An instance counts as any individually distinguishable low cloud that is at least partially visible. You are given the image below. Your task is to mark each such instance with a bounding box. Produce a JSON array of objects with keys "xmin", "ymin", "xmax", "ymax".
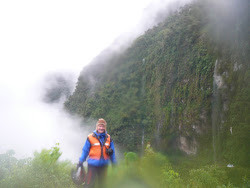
[
  {"xmin": 0, "ymin": 88, "xmax": 93, "ymax": 162},
  {"xmin": 0, "ymin": 0, "xmax": 194, "ymax": 162}
]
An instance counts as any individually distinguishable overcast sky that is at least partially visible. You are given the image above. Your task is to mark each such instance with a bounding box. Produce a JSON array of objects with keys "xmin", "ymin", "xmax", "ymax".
[{"xmin": 0, "ymin": 0, "xmax": 192, "ymax": 161}]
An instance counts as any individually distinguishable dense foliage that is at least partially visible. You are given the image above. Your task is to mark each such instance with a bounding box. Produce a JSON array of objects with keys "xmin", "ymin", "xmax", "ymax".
[
  {"xmin": 0, "ymin": 144, "xmax": 75, "ymax": 188},
  {"xmin": 65, "ymin": 0, "xmax": 249, "ymax": 168},
  {"xmin": 1, "ymin": 0, "xmax": 249, "ymax": 187},
  {"xmin": 1, "ymin": 145, "xmax": 248, "ymax": 187}
]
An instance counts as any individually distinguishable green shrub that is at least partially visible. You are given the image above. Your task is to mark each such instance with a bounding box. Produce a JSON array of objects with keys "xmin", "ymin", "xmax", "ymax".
[
  {"xmin": 106, "ymin": 144, "xmax": 182, "ymax": 188},
  {"xmin": 0, "ymin": 144, "xmax": 76, "ymax": 188},
  {"xmin": 188, "ymin": 165, "xmax": 228, "ymax": 188}
]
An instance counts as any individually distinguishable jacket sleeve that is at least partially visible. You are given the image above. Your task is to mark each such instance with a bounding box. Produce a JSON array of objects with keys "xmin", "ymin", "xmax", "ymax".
[
  {"xmin": 110, "ymin": 140, "xmax": 117, "ymax": 164},
  {"xmin": 79, "ymin": 138, "xmax": 91, "ymax": 163}
]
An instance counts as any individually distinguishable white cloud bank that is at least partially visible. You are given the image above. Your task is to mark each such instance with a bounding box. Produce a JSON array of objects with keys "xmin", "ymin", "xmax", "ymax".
[{"xmin": 0, "ymin": 0, "xmax": 193, "ymax": 161}]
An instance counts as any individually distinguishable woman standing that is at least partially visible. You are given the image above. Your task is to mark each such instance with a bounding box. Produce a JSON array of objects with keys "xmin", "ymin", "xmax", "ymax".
[{"xmin": 78, "ymin": 118, "xmax": 117, "ymax": 188}]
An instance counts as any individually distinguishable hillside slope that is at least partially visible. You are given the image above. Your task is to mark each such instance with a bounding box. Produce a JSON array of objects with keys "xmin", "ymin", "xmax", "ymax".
[{"xmin": 65, "ymin": 0, "xmax": 249, "ymax": 165}]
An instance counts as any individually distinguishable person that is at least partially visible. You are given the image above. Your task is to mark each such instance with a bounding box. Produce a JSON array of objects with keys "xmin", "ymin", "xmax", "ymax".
[{"xmin": 78, "ymin": 118, "xmax": 117, "ymax": 188}]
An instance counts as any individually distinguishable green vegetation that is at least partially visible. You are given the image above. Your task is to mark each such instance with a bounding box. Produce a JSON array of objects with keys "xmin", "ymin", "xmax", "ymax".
[
  {"xmin": 65, "ymin": 0, "xmax": 249, "ymax": 168},
  {"xmin": 1, "ymin": 145, "xmax": 248, "ymax": 187},
  {"xmin": 1, "ymin": 0, "xmax": 249, "ymax": 187},
  {"xmin": 0, "ymin": 144, "xmax": 75, "ymax": 188}
]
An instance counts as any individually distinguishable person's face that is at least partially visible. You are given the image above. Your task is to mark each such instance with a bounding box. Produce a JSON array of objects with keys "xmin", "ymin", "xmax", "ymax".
[{"xmin": 97, "ymin": 124, "xmax": 105, "ymax": 133}]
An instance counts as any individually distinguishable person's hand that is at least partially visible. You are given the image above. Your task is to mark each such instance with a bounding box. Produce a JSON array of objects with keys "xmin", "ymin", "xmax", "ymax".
[{"xmin": 77, "ymin": 161, "xmax": 83, "ymax": 168}]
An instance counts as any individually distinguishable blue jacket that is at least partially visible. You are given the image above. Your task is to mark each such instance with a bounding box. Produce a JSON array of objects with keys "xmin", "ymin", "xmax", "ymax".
[{"xmin": 79, "ymin": 130, "xmax": 117, "ymax": 167}]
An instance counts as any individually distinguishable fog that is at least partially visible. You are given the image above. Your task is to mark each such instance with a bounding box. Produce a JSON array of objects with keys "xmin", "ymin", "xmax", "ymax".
[
  {"xmin": 205, "ymin": 0, "xmax": 249, "ymax": 47},
  {"xmin": 0, "ymin": 0, "xmax": 193, "ymax": 162}
]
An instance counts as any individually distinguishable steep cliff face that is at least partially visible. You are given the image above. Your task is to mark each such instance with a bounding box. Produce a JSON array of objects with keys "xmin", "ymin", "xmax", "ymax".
[{"xmin": 65, "ymin": 0, "xmax": 249, "ymax": 165}]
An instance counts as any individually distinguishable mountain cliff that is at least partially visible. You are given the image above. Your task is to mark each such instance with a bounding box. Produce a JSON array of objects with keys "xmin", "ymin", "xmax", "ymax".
[{"xmin": 65, "ymin": 0, "xmax": 249, "ymax": 166}]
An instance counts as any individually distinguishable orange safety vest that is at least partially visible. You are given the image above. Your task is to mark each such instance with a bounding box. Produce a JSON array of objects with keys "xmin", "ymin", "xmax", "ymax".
[{"xmin": 88, "ymin": 133, "xmax": 111, "ymax": 160}]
